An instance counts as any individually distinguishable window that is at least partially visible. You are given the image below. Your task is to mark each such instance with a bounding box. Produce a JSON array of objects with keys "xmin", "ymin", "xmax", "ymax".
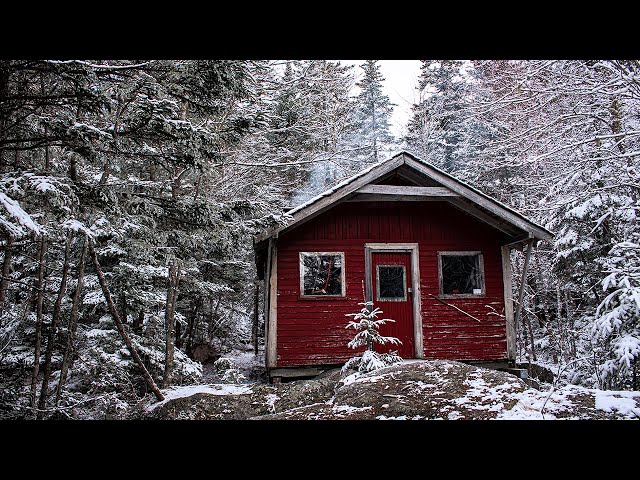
[
  {"xmin": 438, "ymin": 251, "xmax": 484, "ymax": 297},
  {"xmin": 299, "ymin": 252, "xmax": 345, "ymax": 297},
  {"xmin": 376, "ymin": 265, "xmax": 406, "ymax": 301}
]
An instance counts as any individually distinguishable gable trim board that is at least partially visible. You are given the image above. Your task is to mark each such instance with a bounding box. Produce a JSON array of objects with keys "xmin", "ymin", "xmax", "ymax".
[{"xmin": 255, "ymin": 151, "xmax": 553, "ymax": 246}]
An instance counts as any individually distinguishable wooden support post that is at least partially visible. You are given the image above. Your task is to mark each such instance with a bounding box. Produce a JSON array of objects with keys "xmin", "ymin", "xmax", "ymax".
[
  {"xmin": 266, "ymin": 238, "xmax": 278, "ymax": 369},
  {"xmin": 501, "ymin": 245, "xmax": 516, "ymax": 365},
  {"xmin": 252, "ymin": 279, "xmax": 259, "ymax": 356},
  {"xmin": 512, "ymin": 239, "xmax": 533, "ymax": 365},
  {"xmin": 263, "ymin": 241, "xmax": 272, "ymax": 369},
  {"xmin": 514, "ymin": 240, "xmax": 533, "ymax": 331}
]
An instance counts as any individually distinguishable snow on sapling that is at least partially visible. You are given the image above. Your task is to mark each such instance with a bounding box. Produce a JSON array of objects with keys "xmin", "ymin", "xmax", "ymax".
[
  {"xmin": 592, "ymin": 238, "xmax": 640, "ymax": 390},
  {"xmin": 343, "ymin": 301, "xmax": 402, "ymax": 373}
]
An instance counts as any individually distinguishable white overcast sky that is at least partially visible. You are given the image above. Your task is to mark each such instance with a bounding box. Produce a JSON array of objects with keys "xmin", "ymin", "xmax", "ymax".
[{"xmin": 340, "ymin": 60, "xmax": 422, "ymax": 138}]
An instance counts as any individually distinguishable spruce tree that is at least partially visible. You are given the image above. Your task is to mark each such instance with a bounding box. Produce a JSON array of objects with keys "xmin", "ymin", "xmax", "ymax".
[
  {"xmin": 349, "ymin": 60, "xmax": 395, "ymax": 164},
  {"xmin": 342, "ymin": 301, "xmax": 402, "ymax": 373},
  {"xmin": 405, "ymin": 60, "xmax": 471, "ymax": 171}
]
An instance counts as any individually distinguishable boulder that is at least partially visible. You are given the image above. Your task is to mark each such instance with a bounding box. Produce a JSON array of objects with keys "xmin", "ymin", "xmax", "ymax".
[
  {"xmin": 190, "ymin": 344, "xmax": 220, "ymax": 364},
  {"xmin": 259, "ymin": 360, "xmax": 528, "ymax": 420},
  {"xmin": 139, "ymin": 369, "xmax": 340, "ymax": 420},
  {"xmin": 138, "ymin": 360, "xmax": 640, "ymax": 420}
]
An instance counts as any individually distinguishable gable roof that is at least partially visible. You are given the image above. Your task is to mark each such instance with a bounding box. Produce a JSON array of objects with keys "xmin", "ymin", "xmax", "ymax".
[{"xmin": 255, "ymin": 151, "xmax": 553, "ymax": 246}]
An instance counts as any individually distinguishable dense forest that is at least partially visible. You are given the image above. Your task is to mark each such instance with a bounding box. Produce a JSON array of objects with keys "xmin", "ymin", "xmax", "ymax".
[{"xmin": 0, "ymin": 59, "xmax": 638, "ymax": 419}]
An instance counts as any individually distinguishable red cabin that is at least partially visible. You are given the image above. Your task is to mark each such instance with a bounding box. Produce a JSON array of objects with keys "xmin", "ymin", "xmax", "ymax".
[{"xmin": 255, "ymin": 152, "xmax": 552, "ymax": 381}]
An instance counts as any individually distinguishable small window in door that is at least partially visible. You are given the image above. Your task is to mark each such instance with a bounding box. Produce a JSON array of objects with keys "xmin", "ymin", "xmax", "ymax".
[
  {"xmin": 376, "ymin": 265, "xmax": 406, "ymax": 301},
  {"xmin": 438, "ymin": 251, "xmax": 485, "ymax": 297}
]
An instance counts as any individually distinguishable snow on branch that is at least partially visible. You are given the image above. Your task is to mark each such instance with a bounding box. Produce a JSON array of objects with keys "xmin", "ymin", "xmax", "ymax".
[
  {"xmin": 44, "ymin": 60, "xmax": 151, "ymax": 71},
  {"xmin": 0, "ymin": 192, "xmax": 41, "ymax": 237}
]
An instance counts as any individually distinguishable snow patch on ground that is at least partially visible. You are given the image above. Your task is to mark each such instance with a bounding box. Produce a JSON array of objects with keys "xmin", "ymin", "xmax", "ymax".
[
  {"xmin": 341, "ymin": 365, "xmax": 398, "ymax": 387},
  {"xmin": 497, "ymin": 385, "xmax": 640, "ymax": 420},
  {"xmin": 376, "ymin": 415, "xmax": 408, "ymax": 420},
  {"xmin": 146, "ymin": 383, "xmax": 253, "ymax": 412},
  {"xmin": 454, "ymin": 374, "xmax": 515, "ymax": 412},
  {"xmin": 498, "ymin": 385, "xmax": 584, "ymax": 420},
  {"xmin": 332, "ymin": 405, "xmax": 373, "ymax": 418},
  {"xmin": 594, "ymin": 390, "xmax": 640, "ymax": 418}
]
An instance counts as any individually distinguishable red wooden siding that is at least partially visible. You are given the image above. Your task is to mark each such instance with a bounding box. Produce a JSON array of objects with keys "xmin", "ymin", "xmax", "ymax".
[{"xmin": 275, "ymin": 201, "xmax": 509, "ymax": 367}]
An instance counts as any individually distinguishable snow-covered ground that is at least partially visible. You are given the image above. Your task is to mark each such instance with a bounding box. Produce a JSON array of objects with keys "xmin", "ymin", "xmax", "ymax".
[
  {"xmin": 143, "ymin": 359, "xmax": 640, "ymax": 420},
  {"xmin": 145, "ymin": 384, "xmax": 253, "ymax": 412}
]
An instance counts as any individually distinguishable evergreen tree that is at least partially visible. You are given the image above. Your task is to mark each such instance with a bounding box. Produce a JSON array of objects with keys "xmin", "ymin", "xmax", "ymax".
[
  {"xmin": 405, "ymin": 60, "xmax": 472, "ymax": 171},
  {"xmin": 349, "ymin": 60, "xmax": 395, "ymax": 163},
  {"xmin": 0, "ymin": 60, "xmax": 272, "ymax": 417},
  {"xmin": 342, "ymin": 301, "xmax": 402, "ymax": 373}
]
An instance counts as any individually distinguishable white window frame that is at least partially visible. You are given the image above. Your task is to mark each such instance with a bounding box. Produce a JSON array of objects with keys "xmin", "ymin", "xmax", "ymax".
[
  {"xmin": 437, "ymin": 251, "xmax": 485, "ymax": 298},
  {"xmin": 299, "ymin": 251, "xmax": 346, "ymax": 297}
]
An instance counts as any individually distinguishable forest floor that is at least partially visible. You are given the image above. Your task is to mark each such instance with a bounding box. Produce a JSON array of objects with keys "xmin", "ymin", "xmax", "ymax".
[
  {"xmin": 137, "ymin": 359, "xmax": 640, "ymax": 420},
  {"xmin": 200, "ymin": 344, "xmax": 266, "ymax": 384}
]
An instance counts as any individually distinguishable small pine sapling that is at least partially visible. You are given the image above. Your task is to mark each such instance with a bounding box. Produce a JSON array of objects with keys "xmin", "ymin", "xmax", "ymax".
[{"xmin": 343, "ymin": 301, "xmax": 402, "ymax": 373}]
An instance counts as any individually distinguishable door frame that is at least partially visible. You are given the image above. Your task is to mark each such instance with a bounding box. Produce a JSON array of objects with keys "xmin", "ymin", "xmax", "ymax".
[{"xmin": 364, "ymin": 243, "xmax": 423, "ymax": 359}]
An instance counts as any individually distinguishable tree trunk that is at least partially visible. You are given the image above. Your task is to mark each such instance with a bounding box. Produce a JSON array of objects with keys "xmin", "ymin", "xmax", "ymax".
[
  {"xmin": 0, "ymin": 62, "xmax": 9, "ymax": 172},
  {"xmin": 526, "ymin": 309, "xmax": 537, "ymax": 362},
  {"xmin": 171, "ymin": 101, "xmax": 189, "ymax": 201},
  {"xmin": 37, "ymin": 232, "xmax": 71, "ymax": 417},
  {"xmin": 68, "ymin": 154, "xmax": 78, "ymax": 183},
  {"xmin": 40, "ymin": 73, "xmax": 50, "ymax": 172},
  {"xmin": 99, "ymin": 93, "xmax": 124, "ymax": 186},
  {"xmin": 207, "ymin": 296, "xmax": 222, "ymax": 343},
  {"xmin": 88, "ymin": 237, "xmax": 164, "ymax": 401},
  {"xmin": 133, "ymin": 309, "xmax": 144, "ymax": 334},
  {"xmin": 533, "ymin": 250, "xmax": 548, "ymax": 328},
  {"xmin": 564, "ymin": 290, "xmax": 576, "ymax": 359},
  {"xmin": 56, "ymin": 237, "xmax": 87, "ymax": 405},
  {"xmin": 556, "ymin": 284, "xmax": 567, "ymax": 362},
  {"xmin": 185, "ymin": 315, "xmax": 195, "ymax": 355},
  {"xmin": 186, "ymin": 299, "xmax": 204, "ymax": 354},
  {"xmin": 372, "ymin": 102, "xmax": 378, "ymax": 161},
  {"xmin": 30, "ymin": 237, "xmax": 47, "ymax": 410},
  {"xmin": 0, "ymin": 235, "xmax": 14, "ymax": 314},
  {"xmin": 119, "ymin": 290, "xmax": 128, "ymax": 325},
  {"xmin": 175, "ymin": 318, "xmax": 182, "ymax": 349},
  {"xmin": 163, "ymin": 262, "xmax": 180, "ymax": 388},
  {"xmin": 180, "ymin": 300, "xmax": 198, "ymax": 351}
]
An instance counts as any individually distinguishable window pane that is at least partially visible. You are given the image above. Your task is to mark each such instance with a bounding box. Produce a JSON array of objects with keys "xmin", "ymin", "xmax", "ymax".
[
  {"xmin": 302, "ymin": 254, "xmax": 342, "ymax": 295},
  {"xmin": 442, "ymin": 255, "xmax": 481, "ymax": 295},
  {"xmin": 377, "ymin": 265, "xmax": 406, "ymax": 300}
]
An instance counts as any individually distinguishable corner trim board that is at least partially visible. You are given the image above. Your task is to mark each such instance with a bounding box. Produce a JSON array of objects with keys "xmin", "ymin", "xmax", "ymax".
[
  {"xmin": 501, "ymin": 245, "xmax": 516, "ymax": 362},
  {"xmin": 266, "ymin": 240, "xmax": 278, "ymax": 368}
]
